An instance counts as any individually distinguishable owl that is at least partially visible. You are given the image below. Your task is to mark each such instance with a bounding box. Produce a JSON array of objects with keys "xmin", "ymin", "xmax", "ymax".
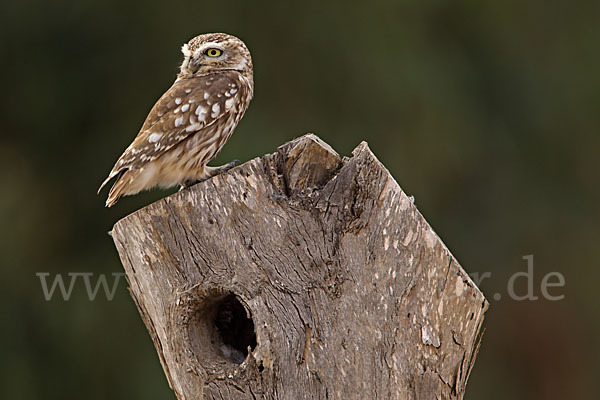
[{"xmin": 98, "ymin": 33, "xmax": 254, "ymax": 207}]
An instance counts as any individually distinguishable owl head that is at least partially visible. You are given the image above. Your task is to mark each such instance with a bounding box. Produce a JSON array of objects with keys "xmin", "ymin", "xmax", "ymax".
[{"xmin": 179, "ymin": 33, "xmax": 253, "ymax": 79}]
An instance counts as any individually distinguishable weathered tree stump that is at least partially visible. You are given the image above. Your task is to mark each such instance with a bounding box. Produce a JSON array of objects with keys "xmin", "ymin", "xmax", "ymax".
[{"xmin": 112, "ymin": 134, "xmax": 488, "ymax": 400}]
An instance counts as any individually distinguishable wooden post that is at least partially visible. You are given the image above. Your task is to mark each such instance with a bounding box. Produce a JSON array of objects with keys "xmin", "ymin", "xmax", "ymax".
[{"xmin": 112, "ymin": 134, "xmax": 488, "ymax": 400}]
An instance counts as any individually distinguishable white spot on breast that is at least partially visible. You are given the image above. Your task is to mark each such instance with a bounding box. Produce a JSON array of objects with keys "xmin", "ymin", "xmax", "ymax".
[
  {"xmin": 211, "ymin": 103, "xmax": 221, "ymax": 118},
  {"xmin": 230, "ymin": 88, "xmax": 238, "ymax": 95},
  {"xmin": 189, "ymin": 115, "xmax": 196, "ymax": 124},
  {"xmin": 186, "ymin": 123, "xmax": 201, "ymax": 132},
  {"xmin": 195, "ymin": 105, "xmax": 208, "ymax": 121},
  {"xmin": 185, "ymin": 88, "xmax": 192, "ymax": 94},
  {"xmin": 188, "ymin": 99, "xmax": 196, "ymax": 103},
  {"xmin": 175, "ymin": 98, "xmax": 182, "ymax": 105},
  {"xmin": 225, "ymin": 97, "xmax": 235, "ymax": 110},
  {"xmin": 181, "ymin": 104, "xmax": 190, "ymax": 112},
  {"xmin": 174, "ymin": 116, "xmax": 183, "ymax": 127},
  {"xmin": 148, "ymin": 133, "xmax": 162, "ymax": 143},
  {"xmin": 224, "ymin": 91, "xmax": 231, "ymax": 97},
  {"xmin": 203, "ymin": 93, "xmax": 209, "ymax": 100},
  {"xmin": 174, "ymin": 107, "xmax": 180, "ymax": 113}
]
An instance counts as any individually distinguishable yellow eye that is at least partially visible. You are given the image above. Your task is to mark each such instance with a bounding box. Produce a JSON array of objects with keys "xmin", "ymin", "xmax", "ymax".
[{"xmin": 205, "ymin": 48, "xmax": 222, "ymax": 57}]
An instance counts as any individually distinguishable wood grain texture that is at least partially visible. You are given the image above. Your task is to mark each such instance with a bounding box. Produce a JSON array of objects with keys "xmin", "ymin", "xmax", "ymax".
[{"xmin": 112, "ymin": 134, "xmax": 488, "ymax": 400}]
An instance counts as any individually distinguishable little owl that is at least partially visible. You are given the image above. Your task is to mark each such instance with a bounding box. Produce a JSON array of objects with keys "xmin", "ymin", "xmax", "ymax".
[{"xmin": 98, "ymin": 33, "xmax": 253, "ymax": 207}]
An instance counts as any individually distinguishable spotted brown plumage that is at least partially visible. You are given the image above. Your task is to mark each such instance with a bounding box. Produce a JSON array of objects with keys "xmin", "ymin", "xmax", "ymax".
[{"xmin": 98, "ymin": 33, "xmax": 253, "ymax": 207}]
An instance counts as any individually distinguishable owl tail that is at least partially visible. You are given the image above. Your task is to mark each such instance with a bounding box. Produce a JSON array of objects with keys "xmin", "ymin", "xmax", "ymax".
[
  {"xmin": 98, "ymin": 170, "xmax": 119, "ymax": 195},
  {"xmin": 98, "ymin": 169, "xmax": 128, "ymax": 207}
]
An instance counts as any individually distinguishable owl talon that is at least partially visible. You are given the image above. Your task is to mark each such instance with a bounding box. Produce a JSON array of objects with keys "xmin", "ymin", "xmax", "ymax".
[
  {"xmin": 179, "ymin": 160, "xmax": 240, "ymax": 191},
  {"xmin": 219, "ymin": 159, "xmax": 239, "ymax": 171},
  {"xmin": 179, "ymin": 178, "xmax": 202, "ymax": 190},
  {"xmin": 205, "ymin": 160, "xmax": 239, "ymax": 177}
]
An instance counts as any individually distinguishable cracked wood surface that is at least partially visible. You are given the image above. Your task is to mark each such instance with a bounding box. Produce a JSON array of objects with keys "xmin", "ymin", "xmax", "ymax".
[{"xmin": 112, "ymin": 134, "xmax": 488, "ymax": 400}]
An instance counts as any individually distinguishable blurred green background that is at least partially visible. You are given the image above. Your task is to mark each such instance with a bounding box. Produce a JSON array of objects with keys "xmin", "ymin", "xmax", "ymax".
[{"xmin": 1, "ymin": 0, "xmax": 598, "ymax": 398}]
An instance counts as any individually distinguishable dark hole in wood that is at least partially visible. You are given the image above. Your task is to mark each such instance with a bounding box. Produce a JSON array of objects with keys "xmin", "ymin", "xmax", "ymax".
[{"xmin": 213, "ymin": 294, "xmax": 257, "ymax": 364}]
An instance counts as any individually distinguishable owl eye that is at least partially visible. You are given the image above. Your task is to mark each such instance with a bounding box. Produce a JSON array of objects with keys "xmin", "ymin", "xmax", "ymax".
[{"xmin": 205, "ymin": 48, "xmax": 223, "ymax": 57}]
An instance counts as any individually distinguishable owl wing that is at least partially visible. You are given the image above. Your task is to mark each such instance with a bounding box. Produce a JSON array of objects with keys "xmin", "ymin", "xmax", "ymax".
[{"xmin": 98, "ymin": 70, "xmax": 246, "ymax": 193}]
